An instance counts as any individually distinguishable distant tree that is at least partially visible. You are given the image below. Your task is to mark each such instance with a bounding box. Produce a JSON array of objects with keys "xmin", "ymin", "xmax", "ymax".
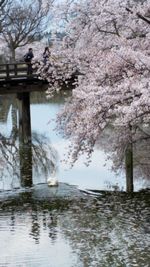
[
  {"xmin": 0, "ymin": 0, "xmax": 11, "ymax": 32},
  {"xmin": 1, "ymin": 0, "xmax": 53, "ymax": 61}
]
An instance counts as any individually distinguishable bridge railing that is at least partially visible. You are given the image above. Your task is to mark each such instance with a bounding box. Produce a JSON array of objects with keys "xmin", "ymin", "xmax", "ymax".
[{"xmin": 0, "ymin": 62, "xmax": 37, "ymax": 80}]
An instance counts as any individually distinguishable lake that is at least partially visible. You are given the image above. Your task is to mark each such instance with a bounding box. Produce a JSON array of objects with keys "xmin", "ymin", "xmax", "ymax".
[{"xmin": 0, "ymin": 90, "xmax": 149, "ymax": 266}]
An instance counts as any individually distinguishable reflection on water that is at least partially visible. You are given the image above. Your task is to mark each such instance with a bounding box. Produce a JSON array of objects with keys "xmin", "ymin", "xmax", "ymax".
[
  {"xmin": 0, "ymin": 91, "xmax": 150, "ymax": 191},
  {"xmin": 0, "ymin": 92, "xmax": 57, "ymax": 190},
  {"xmin": 0, "ymin": 190, "xmax": 149, "ymax": 267},
  {"xmin": 0, "ymin": 90, "xmax": 150, "ymax": 266}
]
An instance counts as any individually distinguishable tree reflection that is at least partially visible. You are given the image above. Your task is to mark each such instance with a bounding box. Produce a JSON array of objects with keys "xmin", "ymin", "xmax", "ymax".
[
  {"xmin": 32, "ymin": 212, "xmax": 57, "ymax": 244},
  {"xmin": 1, "ymin": 193, "xmax": 71, "ymax": 246},
  {"xmin": 59, "ymin": 195, "xmax": 150, "ymax": 267},
  {"xmin": 0, "ymin": 92, "xmax": 58, "ymax": 189},
  {"xmin": 0, "ymin": 123, "xmax": 58, "ymax": 190},
  {"xmin": 48, "ymin": 212, "xmax": 58, "ymax": 243},
  {"xmin": 1, "ymin": 191, "xmax": 149, "ymax": 267},
  {"xmin": 30, "ymin": 210, "xmax": 40, "ymax": 244},
  {"xmin": 10, "ymin": 210, "xmax": 15, "ymax": 232},
  {"xmin": 32, "ymin": 132, "xmax": 57, "ymax": 180}
]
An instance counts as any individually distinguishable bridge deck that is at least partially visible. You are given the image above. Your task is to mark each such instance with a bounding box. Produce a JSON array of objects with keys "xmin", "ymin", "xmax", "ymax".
[
  {"xmin": 0, "ymin": 62, "xmax": 48, "ymax": 93},
  {"xmin": 0, "ymin": 62, "xmax": 37, "ymax": 79}
]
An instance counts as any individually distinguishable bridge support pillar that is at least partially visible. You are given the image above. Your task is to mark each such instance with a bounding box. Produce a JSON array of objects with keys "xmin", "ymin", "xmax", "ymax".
[{"xmin": 17, "ymin": 92, "xmax": 32, "ymax": 187}]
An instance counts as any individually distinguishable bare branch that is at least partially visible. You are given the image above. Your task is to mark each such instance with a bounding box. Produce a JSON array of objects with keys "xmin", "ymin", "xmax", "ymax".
[
  {"xmin": 126, "ymin": 7, "xmax": 150, "ymax": 25},
  {"xmin": 1, "ymin": 0, "xmax": 53, "ymax": 60}
]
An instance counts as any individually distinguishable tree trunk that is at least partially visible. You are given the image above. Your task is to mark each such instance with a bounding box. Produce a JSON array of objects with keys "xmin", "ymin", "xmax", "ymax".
[
  {"xmin": 125, "ymin": 142, "xmax": 134, "ymax": 192},
  {"xmin": 10, "ymin": 48, "xmax": 16, "ymax": 62}
]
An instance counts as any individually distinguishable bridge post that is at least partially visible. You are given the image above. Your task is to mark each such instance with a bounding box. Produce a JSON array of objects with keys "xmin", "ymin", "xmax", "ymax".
[
  {"xmin": 14, "ymin": 64, "xmax": 17, "ymax": 76},
  {"xmin": 6, "ymin": 64, "xmax": 10, "ymax": 79},
  {"xmin": 17, "ymin": 92, "xmax": 32, "ymax": 187}
]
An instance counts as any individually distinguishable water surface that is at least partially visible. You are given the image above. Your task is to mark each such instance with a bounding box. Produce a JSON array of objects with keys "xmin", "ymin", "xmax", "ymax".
[
  {"xmin": 0, "ymin": 91, "xmax": 149, "ymax": 191},
  {"xmin": 0, "ymin": 90, "xmax": 149, "ymax": 267},
  {"xmin": 0, "ymin": 189, "xmax": 149, "ymax": 267}
]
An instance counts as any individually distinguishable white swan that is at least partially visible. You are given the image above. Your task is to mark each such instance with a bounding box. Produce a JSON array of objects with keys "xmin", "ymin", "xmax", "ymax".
[{"xmin": 47, "ymin": 176, "xmax": 58, "ymax": 187}]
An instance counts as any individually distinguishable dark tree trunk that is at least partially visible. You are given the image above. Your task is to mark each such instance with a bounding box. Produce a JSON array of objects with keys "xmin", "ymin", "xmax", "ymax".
[
  {"xmin": 10, "ymin": 48, "xmax": 16, "ymax": 62},
  {"xmin": 125, "ymin": 142, "xmax": 134, "ymax": 192}
]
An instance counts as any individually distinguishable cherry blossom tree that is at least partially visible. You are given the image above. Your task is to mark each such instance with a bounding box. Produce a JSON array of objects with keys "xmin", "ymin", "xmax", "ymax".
[{"xmin": 38, "ymin": 0, "xmax": 150, "ymax": 183}]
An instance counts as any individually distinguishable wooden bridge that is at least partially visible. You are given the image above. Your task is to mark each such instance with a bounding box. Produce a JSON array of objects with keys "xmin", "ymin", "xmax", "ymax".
[{"xmin": 0, "ymin": 62, "xmax": 47, "ymax": 93}]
